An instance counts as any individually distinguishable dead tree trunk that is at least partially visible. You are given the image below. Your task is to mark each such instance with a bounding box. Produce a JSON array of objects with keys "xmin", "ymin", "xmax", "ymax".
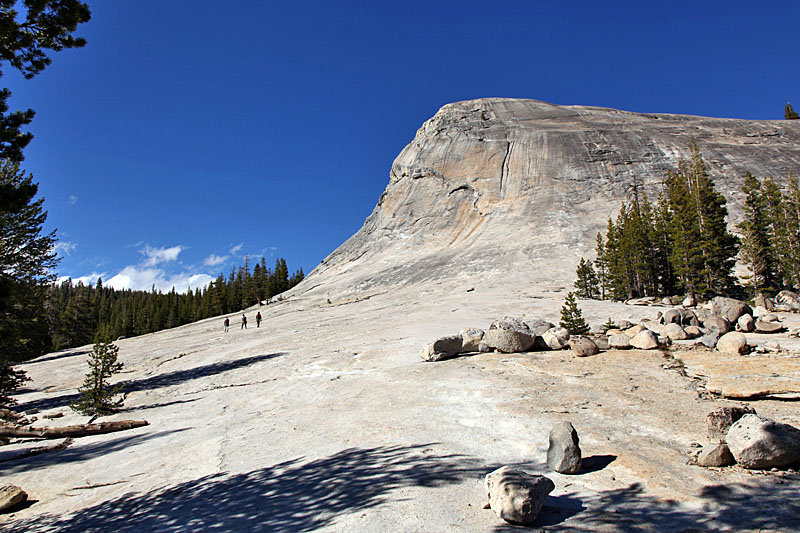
[{"xmin": 0, "ymin": 420, "xmax": 149, "ymax": 439}]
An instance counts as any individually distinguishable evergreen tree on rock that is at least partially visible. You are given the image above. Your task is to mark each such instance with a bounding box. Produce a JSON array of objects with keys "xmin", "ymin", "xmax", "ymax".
[
  {"xmin": 786, "ymin": 102, "xmax": 799, "ymax": 120},
  {"xmin": 560, "ymin": 292, "xmax": 590, "ymax": 335}
]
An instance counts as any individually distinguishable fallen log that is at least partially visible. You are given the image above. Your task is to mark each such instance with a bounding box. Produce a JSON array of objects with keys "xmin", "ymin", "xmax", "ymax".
[{"xmin": 0, "ymin": 420, "xmax": 148, "ymax": 439}]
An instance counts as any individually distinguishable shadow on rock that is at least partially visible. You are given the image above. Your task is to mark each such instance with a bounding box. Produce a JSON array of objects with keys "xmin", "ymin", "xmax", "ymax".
[
  {"xmin": 11, "ymin": 443, "xmax": 485, "ymax": 532},
  {"xmin": 579, "ymin": 454, "xmax": 617, "ymax": 473},
  {"xmin": 15, "ymin": 353, "xmax": 286, "ymax": 412}
]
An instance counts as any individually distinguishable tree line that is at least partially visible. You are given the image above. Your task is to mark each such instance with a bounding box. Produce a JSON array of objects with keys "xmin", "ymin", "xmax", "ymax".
[
  {"xmin": 46, "ymin": 258, "xmax": 305, "ymax": 352},
  {"xmin": 575, "ymin": 143, "xmax": 799, "ymax": 301}
]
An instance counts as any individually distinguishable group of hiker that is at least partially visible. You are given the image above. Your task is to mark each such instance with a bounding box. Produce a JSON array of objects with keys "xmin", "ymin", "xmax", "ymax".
[{"xmin": 223, "ymin": 311, "xmax": 262, "ymax": 332}]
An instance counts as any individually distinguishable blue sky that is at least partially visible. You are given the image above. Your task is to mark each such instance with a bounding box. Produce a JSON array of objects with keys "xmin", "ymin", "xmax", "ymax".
[{"xmin": 5, "ymin": 1, "xmax": 799, "ymax": 292}]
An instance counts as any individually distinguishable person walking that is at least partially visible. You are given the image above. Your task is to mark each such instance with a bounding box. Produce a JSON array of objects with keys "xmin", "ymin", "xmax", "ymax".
[
  {"xmin": 224, "ymin": 317, "xmax": 230, "ymax": 332},
  {"xmin": 241, "ymin": 313, "xmax": 247, "ymax": 329},
  {"xmin": 256, "ymin": 311, "xmax": 262, "ymax": 328}
]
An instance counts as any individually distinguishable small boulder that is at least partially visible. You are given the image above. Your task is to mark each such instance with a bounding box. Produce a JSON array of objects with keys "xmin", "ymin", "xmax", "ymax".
[
  {"xmin": 485, "ymin": 467, "xmax": 555, "ymax": 526},
  {"xmin": 460, "ymin": 328, "xmax": 485, "ymax": 352},
  {"xmin": 696, "ymin": 443, "xmax": 735, "ymax": 467},
  {"xmin": 726, "ymin": 414, "xmax": 800, "ymax": 470},
  {"xmin": 624, "ymin": 324, "xmax": 647, "ymax": 338},
  {"xmin": 755, "ymin": 319, "xmax": 783, "ymax": 333},
  {"xmin": 615, "ymin": 320, "xmax": 634, "ymax": 330},
  {"xmin": 684, "ymin": 325, "xmax": 703, "ymax": 338},
  {"xmin": 663, "ymin": 323, "xmax": 689, "ymax": 341},
  {"xmin": 703, "ymin": 315, "xmax": 731, "ymax": 335},
  {"xmin": 716, "ymin": 332, "xmax": 748, "ymax": 355},
  {"xmin": 593, "ymin": 336, "xmax": 610, "ymax": 351},
  {"xmin": 711, "ymin": 297, "xmax": 753, "ymax": 323},
  {"xmin": 483, "ymin": 317, "xmax": 535, "ymax": 353},
  {"xmin": 695, "ymin": 332, "xmax": 720, "ymax": 349},
  {"xmin": 707, "ymin": 406, "xmax": 757, "ymax": 442},
  {"xmin": 542, "ymin": 327, "xmax": 570, "ymax": 350},
  {"xmin": 0, "ymin": 485, "xmax": 27, "ymax": 513},
  {"xmin": 737, "ymin": 314, "xmax": 755, "ymax": 333},
  {"xmin": 663, "ymin": 309, "xmax": 682, "ymax": 325},
  {"xmin": 761, "ymin": 313, "xmax": 779, "ymax": 323},
  {"xmin": 608, "ymin": 333, "xmax": 631, "ymax": 349},
  {"xmin": 420, "ymin": 335, "xmax": 464, "ymax": 362},
  {"xmin": 630, "ymin": 329, "xmax": 659, "ymax": 350},
  {"xmin": 547, "ymin": 421, "xmax": 582, "ymax": 474},
  {"xmin": 569, "ymin": 336, "xmax": 599, "ymax": 357},
  {"xmin": 754, "ymin": 293, "xmax": 774, "ymax": 311},
  {"xmin": 776, "ymin": 290, "xmax": 800, "ymax": 310},
  {"xmin": 683, "ymin": 293, "xmax": 697, "ymax": 307}
]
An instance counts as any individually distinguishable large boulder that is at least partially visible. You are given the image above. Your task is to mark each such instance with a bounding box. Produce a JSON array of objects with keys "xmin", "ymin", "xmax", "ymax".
[
  {"xmin": 420, "ymin": 335, "xmax": 464, "ymax": 362},
  {"xmin": 755, "ymin": 319, "xmax": 783, "ymax": 333},
  {"xmin": 630, "ymin": 329, "xmax": 659, "ymax": 350},
  {"xmin": 485, "ymin": 467, "xmax": 555, "ymax": 526},
  {"xmin": 737, "ymin": 314, "xmax": 755, "ymax": 333},
  {"xmin": 542, "ymin": 327, "xmax": 570, "ymax": 350},
  {"xmin": 624, "ymin": 324, "xmax": 647, "ymax": 338},
  {"xmin": 726, "ymin": 414, "xmax": 800, "ymax": 470},
  {"xmin": 716, "ymin": 332, "xmax": 748, "ymax": 355},
  {"xmin": 547, "ymin": 421, "xmax": 582, "ymax": 474},
  {"xmin": 483, "ymin": 317, "xmax": 535, "ymax": 353},
  {"xmin": 711, "ymin": 297, "xmax": 753, "ymax": 323},
  {"xmin": 663, "ymin": 323, "xmax": 689, "ymax": 341},
  {"xmin": 569, "ymin": 336, "xmax": 599, "ymax": 357},
  {"xmin": 0, "ymin": 485, "xmax": 27, "ymax": 513},
  {"xmin": 754, "ymin": 293, "xmax": 774, "ymax": 311},
  {"xmin": 460, "ymin": 328, "xmax": 485, "ymax": 352},
  {"xmin": 703, "ymin": 315, "xmax": 731, "ymax": 335},
  {"xmin": 707, "ymin": 406, "xmax": 757, "ymax": 442},
  {"xmin": 526, "ymin": 318, "xmax": 556, "ymax": 336},
  {"xmin": 775, "ymin": 290, "xmax": 800, "ymax": 310},
  {"xmin": 663, "ymin": 308, "xmax": 699, "ymax": 327},
  {"xmin": 608, "ymin": 333, "xmax": 631, "ymax": 349}
]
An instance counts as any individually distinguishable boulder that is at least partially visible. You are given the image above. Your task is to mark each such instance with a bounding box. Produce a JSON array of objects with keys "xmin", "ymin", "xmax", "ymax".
[
  {"xmin": 695, "ymin": 332, "xmax": 720, "ymax": 349},
  {"xmin": 630, "ymin": 329, "xmax": 659, "ymax": 350},
  {"xmin": 683, "ymin": 293, "xmax": 697, "ymax": 307},
  {"xmin": 711, "ymin": 297, "xmax": 753, "ymax": 323},
  {"xmin": 615, "ymin": 320, "xmax": 634, "ymax": 330},
  {"xmin": 707, "ymin": 406, "xmax": 757, "ymax": 442},
  {"xmin": 726, "ymin": 414, "xmax": 800, "ymax": 470},
  {"xmin": 664, "ymin": 308, "xmax": 698, "ymax": 326},
  {"xmin": 761, "ymin": 313, "xmax": 779, "ymax": 323},
  {"xmin": 624, "ymin": 324, "xmax": 647, "ymax": 338},
  {"xmin": 569, "ymin": 336, "xmax": 599, "ymax": 357},
  {"xmin": 420, "ymin": 335, "xmax": 464, "ymax": 362},
  {"xmin": 593, "ymin": 336, "xmax": 610, "ymax": 351},
  {"xmin": 608, "ymin": 333, "xmax": 632, "ymax": 349},
  {"xmin": 737, "ymin": 314, "xmax": 755, "ymax": 333},
  {"xmin": 485, "ymin": 466, "xmax": 555, "ymax": 526},
  {"xmin": 526, "ymin": 318, "xmax": 556, "ymax": 336},
  {"xmin": 542, "ymin": 327, "xmax": 570, "ymax": 350},
  {"xmin": 684, "ymin": 325, "xmax": 703, "ymax": 338},
  {"xmin": 483, "ymin": 317, "xmax": 535, "ymax": 353},
  {"xmin": 460, "ymin": 328, "xmax": 485, "ymax": 352},
  {"xmin": 663, "ymin": 323, "xmax": 689, "ymax": 341},
  {"xmin": 716, "ymin": 332, "xmax": 748, "ymax": 355},
  {"xmin": 776, "ymin": 290, "xmax": 800, "ymax": 310},
  {"xmin": 755, "ymin": 319, "xmax": 783, "ymax": 333},
  {"xmin": 547, "ymin": 421, "xmax": 582, "ymax": 474},
  {"xmin": 696, "ymin": 443, "xmax": 735, "ymax": 467},
  {"xmin": 754, "ymin": 293, "xmax": 774, "ymax": 311},
  {"xmin": 703, "ymin": 315, "xmax": 731, "ymax": 335},
  {"xmin": 0, "ymin": 485, "xmax": 27, "ymax": 513}
]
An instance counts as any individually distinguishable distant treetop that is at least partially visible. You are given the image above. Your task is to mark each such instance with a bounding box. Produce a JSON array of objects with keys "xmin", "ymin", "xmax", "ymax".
[{"xmin": 786, "ymin": 102, "xmax": 799, "ymax": 120}]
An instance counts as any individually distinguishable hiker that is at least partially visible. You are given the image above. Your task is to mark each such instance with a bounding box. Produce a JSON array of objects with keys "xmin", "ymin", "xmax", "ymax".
[
  {"xmin": 241, "ymin": 313, "xmax": 247, "ymax": 329},
  {"xmin": 224, "ymin": 317, "xmax": 229, "ymax": 332},
  {"xmin": 256, "ymin": 311, "xmax": 262, "ymax": 328}
]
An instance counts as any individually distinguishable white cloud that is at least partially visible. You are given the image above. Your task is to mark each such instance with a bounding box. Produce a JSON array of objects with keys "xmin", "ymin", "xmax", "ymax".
[
  {"xmin": 229, "ymin": 243, "xmax": 243, "ymax": 255},
  {"xmin": 57, "ymin": 272, "xmax": 105, "ymax": 286},
  {"xmin": 53, "ymin": 241, "xmax": 77, "ymax": 256},
  {"xmin": 204, "ymin": 253, "xmax": 229, "ymax": 266},
  {"xmin": 67, "ymin": 195, "xmax": 78, "ymax": 206},
  {"xmin": 141, "ymin": 245, "xmax": 183, "ymax": 267},
  {"xmin": 104, "ymin": 266, "xmax": 213, "ymax": 293}
]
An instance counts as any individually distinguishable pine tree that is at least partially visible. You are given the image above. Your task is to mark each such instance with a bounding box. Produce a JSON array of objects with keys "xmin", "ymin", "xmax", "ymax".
[
  {"xmin": 786, "ymin": 102, "xmax": 800, "ymax": 120},
  {"xmin": 559, "ymin": 292, "xmax": 590, "ymax": 335},
  {"xmin": 594, "ymin": 233, "xmax": 608, "ymax": 299},
  {"xmin": 574, "ymin": 258, "xmax": 599, "ymax": 299},
  {"xmin": 738, "ymin": 173, "xmax": 777, "ymax": 296},
  {"xmin": 71, "ymin": 331, "xmax": 124, "ymax": 416}
]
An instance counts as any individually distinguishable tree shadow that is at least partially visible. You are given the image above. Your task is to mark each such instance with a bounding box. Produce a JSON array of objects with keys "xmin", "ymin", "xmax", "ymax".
[
  {"xmin": 10, "ymin": 443, "xmax": 487, "ymax": 532},
  {"xmin": 492, "ymin": 477, "xmax": 800, "ymax": 531},
  {"xmin": 25, "ymin": 349, "xmax": 89, "ymax": 365},
  {"xmin": 14, "ymin": 353, "xmax": 286, "ymax": 412},
  {"xmin": 0, "ymin": 429, "xmax": 189, "ymax": 474}
]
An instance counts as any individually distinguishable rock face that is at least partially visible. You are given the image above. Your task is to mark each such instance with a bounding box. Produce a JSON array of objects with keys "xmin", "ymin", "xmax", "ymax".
[
  {"xmin": 485, "ymin": 466, "xmax": 555, "ymax": 526},
  {"xmin": 726, "ymin": 414, "xmax": 800, "ymax": 470},
  {"xmin": 547, "ymin": 421, "xmax": 582, "ymax": 474},
  {"xmin": 306, "ymin": 98, "xmax": 800, "ymax": 297}
]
